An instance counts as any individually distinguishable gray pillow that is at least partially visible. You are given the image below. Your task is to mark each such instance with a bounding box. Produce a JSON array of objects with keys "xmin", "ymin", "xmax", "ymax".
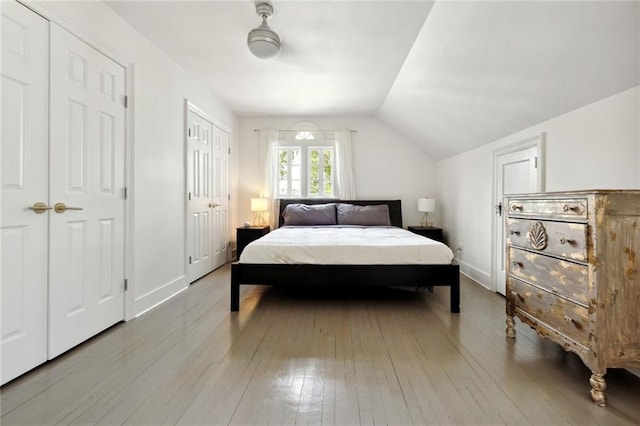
[
  {"xmin": 336, "ymin": 203, "xmax": 391, "ymax": 226},
  {"xmin": 282, "ymin": 203, "xmax": 337, "ymax": 226}
]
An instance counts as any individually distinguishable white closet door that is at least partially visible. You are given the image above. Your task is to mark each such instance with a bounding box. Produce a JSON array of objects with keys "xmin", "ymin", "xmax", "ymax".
[
  {"xmin": 186, "ymin": 109, "xmax": 214, "ymax": 282},
  {"xmin": 212, "ymin": 126, "xmax": 230, "ymax": 269},
  {"xmin": 48, "ymin": 24, "xmax": 125, "ymax": 357},
  {"xmin": 0, "ymin": 1, "xmax": 49, "ymax": 385}
]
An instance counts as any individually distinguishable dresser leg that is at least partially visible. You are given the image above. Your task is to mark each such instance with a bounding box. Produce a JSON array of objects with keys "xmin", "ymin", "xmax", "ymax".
[
  {"xmin": 589, "ymin": 373, "xmax": 607, "ymax": 407},
  {"xmin": 506, "ymin": 316, "xmax": 516, "ymax": 338}
]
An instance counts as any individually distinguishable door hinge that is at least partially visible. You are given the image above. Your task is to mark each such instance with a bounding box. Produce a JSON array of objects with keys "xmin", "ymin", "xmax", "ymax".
[
  {"xmin": 188, "ymin": 128, "xmax": 192, "ymax": 138},
  {"xmin": 534, "ymin": 156, "xmax": 538, "ymax": 169},
  {"xmin": 124, "ymin": 95, "xmax": 128, "ymax": 108},
  {"xmin": 188, "ymin": 256, "xmax": 192, "ymax": 265},
  {"xmin": 228, "ymin": 193, "xmax": 230, "ymax": 201},
  {"xmin": 123, "ymin": 187, "xmax": 127, "ymax": 200},
  {"xmin": 188, "ymin": 192, "xmax": 191, "ymax": 201},
  {"xmin": 124, "ymin": 278, "xmax": 129, "ymax": 291},
  {"xmin": 228, "ymin": 147, "xmax": 231, "ymax": 155}
]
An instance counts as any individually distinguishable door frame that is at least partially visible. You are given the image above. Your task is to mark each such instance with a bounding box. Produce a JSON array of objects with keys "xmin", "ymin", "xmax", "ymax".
[
  {"xmin": 490, "ymin": 133, "xmax": 545, "ymax": 293},
  {"xmin": 22, "ymin": 0, "xmax": 136, "ymax": 321},
  {"xmin": 184, "ymin": 100, "xmax": 232, "ymax": 281}
]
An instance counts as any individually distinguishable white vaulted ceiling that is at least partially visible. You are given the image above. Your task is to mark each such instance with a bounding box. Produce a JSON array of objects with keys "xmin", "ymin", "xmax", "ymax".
[{"xmin": 105, "ymin": 0, "xmax": 640, "ymax": 160}]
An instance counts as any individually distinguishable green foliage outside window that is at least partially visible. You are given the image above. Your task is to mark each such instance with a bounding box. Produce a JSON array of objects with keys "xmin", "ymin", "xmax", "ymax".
[{"xmin": 277, "ymin": 140, "xmax": 334, "ymax": 197}]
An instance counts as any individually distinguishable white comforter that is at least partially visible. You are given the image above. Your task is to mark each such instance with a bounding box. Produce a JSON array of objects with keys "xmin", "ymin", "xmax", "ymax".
[{"xmin": 239, "ymin": 226, "xmax": 454, "ymax": 265}]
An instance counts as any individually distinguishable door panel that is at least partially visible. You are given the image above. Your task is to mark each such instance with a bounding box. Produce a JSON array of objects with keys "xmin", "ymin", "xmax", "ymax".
[
  {"xmin": 494, "ymin": 144, "xmax": 540, "ymax": 295},
  {"xmin": 187, "ymin": 110, "xmax": 213, "ymax": 282},
  {"xmin": 212, "ymin": 127, "xmax": 230, "ymax": 268},
  {"xmin": 48, "ymin": 24, "xmax": 125, "ymax": 358},
  {"xmin": 0, "ymin": 1, "xmax": 49, "ymax": 385}
]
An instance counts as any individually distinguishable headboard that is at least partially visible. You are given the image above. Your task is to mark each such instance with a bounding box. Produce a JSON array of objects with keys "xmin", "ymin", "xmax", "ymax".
[{"xmin": 278, "ymin": 199, "xmax": 403, "ymax": 228}]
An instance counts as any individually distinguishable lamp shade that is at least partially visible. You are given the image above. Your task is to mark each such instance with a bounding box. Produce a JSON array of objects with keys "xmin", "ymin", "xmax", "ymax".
[
  {"xmin": 418, "ymin": 198, "xmax": 435, "ymax": 212},
  {"xmin": 251, "ymin": 197, "xmax": 268, "ymax": 212}
]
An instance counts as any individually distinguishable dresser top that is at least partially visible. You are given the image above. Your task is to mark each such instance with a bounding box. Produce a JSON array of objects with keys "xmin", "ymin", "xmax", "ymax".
[{"xmin": 506, "ymin": 189, "xmax": 640, "ymax": 198}]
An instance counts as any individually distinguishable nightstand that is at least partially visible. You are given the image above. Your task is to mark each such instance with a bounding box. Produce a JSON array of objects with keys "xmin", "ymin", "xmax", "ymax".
[
  {"xmin": 408, "ymin": 226, "xmax": 444, "ymax": 243},
  {"xmin": 236, "ymin": 226, "xmax": 270, "ymax": 259}
]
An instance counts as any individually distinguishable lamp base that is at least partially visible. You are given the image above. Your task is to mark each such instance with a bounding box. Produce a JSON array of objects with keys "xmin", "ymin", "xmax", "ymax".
[
  {"xmin": 420, "ymin": 213, "xmax": 432, "ymax": 227},
  {"xmin": 253, "ymin": 211, "xmax": 266, "ymax": 226}
]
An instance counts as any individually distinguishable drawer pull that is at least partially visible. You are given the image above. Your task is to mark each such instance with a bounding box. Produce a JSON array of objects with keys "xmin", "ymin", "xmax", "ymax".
[
  {"xmin": 563, "ymin": 204, "xmax": 580, "ymax": 213},
  {"xmin": 511, "ymin": 204, "xmax": 523, "ymax": 211},
  {"xmin": 510, "ymin": 291, "xmax": 525, "ymax": 303},
  {"xmin": 509, "ymin": 230, "xmax": 520, "ymax": 236},
  {"xmin": 563, "ymin": 315, "xmax": 583, "ymax": 329},
  {"xmin": 511, "ymin": 261, "xmax": 523, "ymax": 268},
  {"xmin": 559, "ymin": 237, "xmax": 575, "ymax": 245}
]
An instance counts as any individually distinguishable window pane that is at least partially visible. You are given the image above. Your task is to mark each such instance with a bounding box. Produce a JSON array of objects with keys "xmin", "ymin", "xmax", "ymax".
[
  {"xmin": 309, "ymin": 149, "xmax": 319, "ymax": 166},
  {"xmin": 295, "ymin": 131, "xmax": 314, "ymax": 140},
  {"xmin": 310, "ymin": 165, "xmax": 319, "ymax": 183},
  {"xmin": 278, "ymin": 180, "xmax": 288, "ymax": 195},
  {"xmin": 323, "ymin": 150, "xmax": 332, "ymax": 181},
  {"xmin": 324, "ymin": 180, "xmax": 333, "ymax": 195},
  {"xmin": 291, "ymin": 165, "xmax": 301, "ymax": 180},
  {"xmin": 291, "ymin": 180, "xmax": 301, "ymax": 195},
  {"xmin": 291, "ymin": 148, "xmax": 301, "ymax": 165},
  {"xmin": 278, "ymin": 149, "xmax": 288, "ymax": 180},
  {"xmin": 310, "ymin": 168, "xmax": 319, "ymax": 194}
]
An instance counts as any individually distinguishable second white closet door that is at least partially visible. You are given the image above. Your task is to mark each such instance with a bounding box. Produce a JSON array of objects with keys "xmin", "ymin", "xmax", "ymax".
[{"xmin": 48, "ymin": 24, "xmax": 126, "ymax": 358}]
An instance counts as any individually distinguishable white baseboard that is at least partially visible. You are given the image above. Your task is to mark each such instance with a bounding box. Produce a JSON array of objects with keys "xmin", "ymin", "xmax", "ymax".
[
  {"xmin": 134, "ymin": 275, "xmax": 188, "ymax": 317},
  {"xmin": 457, "ymin": 259, "xmax": 491, "ymax": 290},
  {"xmin": 628, "ymin": 368, "xmax": 640, "ymax": 378}
]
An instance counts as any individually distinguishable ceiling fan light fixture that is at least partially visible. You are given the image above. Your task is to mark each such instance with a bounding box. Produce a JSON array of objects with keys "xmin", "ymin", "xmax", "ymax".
[{"xmin": 248, "ymin": 3, "xmax": 281, "ymax": 59}]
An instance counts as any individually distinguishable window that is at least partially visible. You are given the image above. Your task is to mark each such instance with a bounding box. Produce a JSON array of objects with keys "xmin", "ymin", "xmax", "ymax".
[{"xmin": 277, "ymin": 131, "xmax": 335, "ymax": 198}]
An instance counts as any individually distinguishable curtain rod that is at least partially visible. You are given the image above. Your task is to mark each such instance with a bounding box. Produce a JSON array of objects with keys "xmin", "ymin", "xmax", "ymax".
[{"xmin": 253, "ymin": 129, "xmax": 357, "ymax": 133}]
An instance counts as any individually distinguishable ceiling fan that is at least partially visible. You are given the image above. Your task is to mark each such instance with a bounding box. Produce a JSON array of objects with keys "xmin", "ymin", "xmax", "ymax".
[{"xmin": 247, "ymin": 2, "xmax": 281, "ymax": 59}]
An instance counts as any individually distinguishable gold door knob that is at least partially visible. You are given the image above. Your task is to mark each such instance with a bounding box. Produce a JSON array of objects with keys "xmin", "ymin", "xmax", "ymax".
[
  {"xmin": 28, "ymin": 202, "xmax": 52, "ymax": 214},
  {"xmin": 54, "ymin": 202, "xmax": 84, "ymax": 213},
  {"xmin": 209, "ymin": 202, "xmax": 220, "ymax": 208}
]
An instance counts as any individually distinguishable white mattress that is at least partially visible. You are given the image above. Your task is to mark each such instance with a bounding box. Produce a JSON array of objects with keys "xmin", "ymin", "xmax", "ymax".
[{"xmin": 239, "ymin": 226, "xmax": 454, "ymax": 265}]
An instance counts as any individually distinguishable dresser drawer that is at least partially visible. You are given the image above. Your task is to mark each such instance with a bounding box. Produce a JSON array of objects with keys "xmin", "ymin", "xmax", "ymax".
[
  {"xmin": 508, "ymin": 277, "xmax": 590, "ymax": 346},
  {"xmin": 508, "ymin": 198, "xmax": 587, "ymax": 220},
  {"xmin": 506, "ymin": 218, "xmax": 587, "ymax": 262},
  {"xmin": 508, "ymin": 247, "xmax": 589, "ymax": 305}
]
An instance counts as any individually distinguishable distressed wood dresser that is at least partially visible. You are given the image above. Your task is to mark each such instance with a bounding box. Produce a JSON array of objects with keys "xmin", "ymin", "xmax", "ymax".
[{"xmin": 504, "ymin": 190, "xmax": 640, "ymax": 406}]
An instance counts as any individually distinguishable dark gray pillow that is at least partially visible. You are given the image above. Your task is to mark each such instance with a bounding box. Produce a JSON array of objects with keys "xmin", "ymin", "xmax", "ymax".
[
  {"xmin": 336, "ymin": 203, "xmax": 391, "ymax": 226},
  {"xmin": 282, "ymin": 203, "xmax": 337, "ymax": 226}
]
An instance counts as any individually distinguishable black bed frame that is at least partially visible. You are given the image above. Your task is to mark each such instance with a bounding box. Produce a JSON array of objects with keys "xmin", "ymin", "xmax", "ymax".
[{"xmin": 231, "ymin": 199, "xmax": 460, "ymax": 313}]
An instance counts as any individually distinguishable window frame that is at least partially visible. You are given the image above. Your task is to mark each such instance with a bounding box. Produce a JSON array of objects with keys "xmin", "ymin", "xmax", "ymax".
[{"xmin": 277, "ymin": 131, "xmax": 336, "ymax": 198}]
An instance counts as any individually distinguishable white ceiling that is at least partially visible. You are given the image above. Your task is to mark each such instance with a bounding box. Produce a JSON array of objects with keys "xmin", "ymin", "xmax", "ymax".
[{"xmin": 105, "ymin": 1, "xmax": 640, "ymax": 160}]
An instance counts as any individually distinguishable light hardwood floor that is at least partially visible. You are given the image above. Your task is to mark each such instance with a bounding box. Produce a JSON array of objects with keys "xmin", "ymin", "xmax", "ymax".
[{"xmin": 2, "ymin": 264, "xmax": 639, "ymax": 425}]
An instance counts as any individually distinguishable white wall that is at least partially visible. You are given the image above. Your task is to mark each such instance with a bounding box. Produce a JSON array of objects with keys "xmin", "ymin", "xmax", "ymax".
[
  {"xmin": 436, "ymin": 86, "xmax": 640, "ymax": 289},
  {"xmin": 236, "ymin": 116, "xmax": 436, "ymax": 233},
  {"xmin": 32, "ymin": 1, "xmax": 237, "ymax": 317}
]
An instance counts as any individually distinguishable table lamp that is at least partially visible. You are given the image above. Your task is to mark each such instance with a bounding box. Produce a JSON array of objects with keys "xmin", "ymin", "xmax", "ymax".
[
  {"xmin": 418, "ymin": 198, "xmax": 435, "ymax": 227},
  {"xmin": 250, "ymin": 197, "xmax": 268, "ymax": 226}
]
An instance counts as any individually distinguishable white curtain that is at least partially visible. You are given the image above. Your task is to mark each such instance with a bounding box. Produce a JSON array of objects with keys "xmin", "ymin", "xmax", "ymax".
[
  {"xmin": 334, "ymin": 130, "xmax": 356, "ymax": 199},
  {"xmin": 258, "ymin": 130, "xmax": 279, "ymax": 228}
]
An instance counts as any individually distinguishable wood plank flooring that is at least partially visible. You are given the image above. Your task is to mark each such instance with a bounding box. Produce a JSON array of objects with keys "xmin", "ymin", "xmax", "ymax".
[{"xmin": 2, "ymin": 264, "xmax": 639, "ymax": 425}]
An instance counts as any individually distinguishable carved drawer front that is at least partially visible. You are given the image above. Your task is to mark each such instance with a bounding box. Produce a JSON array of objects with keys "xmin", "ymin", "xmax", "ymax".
[
  {"xmin": 508, "ymin": 247, "xmax": 589, "ymax": 305},
  {"xmin": 506, "ymin": 218, "xmax": 587, "ymax": 262},
  {"xmin": 508, "ymin": 198, "xmax": 587, "ymax": 220},
  {"xmin": 509, "ymin": 277, "xmax": 590, "ymax": 346}
]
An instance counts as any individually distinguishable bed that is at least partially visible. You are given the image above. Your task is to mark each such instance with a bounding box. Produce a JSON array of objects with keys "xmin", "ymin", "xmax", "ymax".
[{"xmin": 231, "ymin": 199, "xmax": 460, "ymax": 313}]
